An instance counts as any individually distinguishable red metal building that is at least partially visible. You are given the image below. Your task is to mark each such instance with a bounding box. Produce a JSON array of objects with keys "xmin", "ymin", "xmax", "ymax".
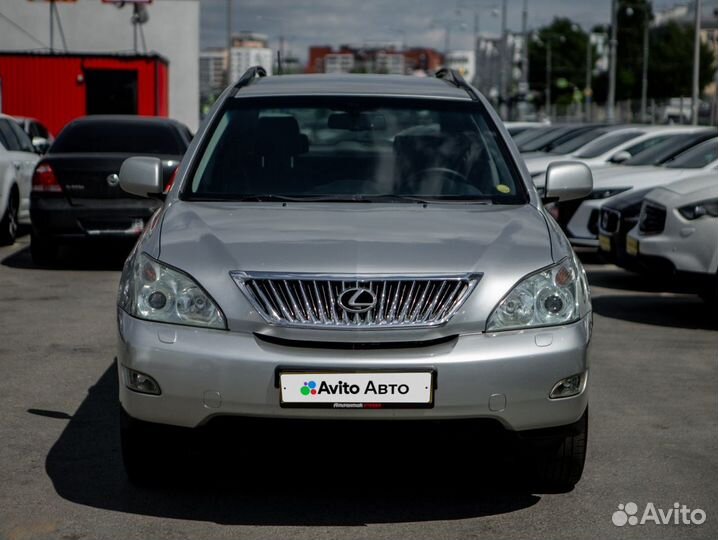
[{"xmin": 0, "ymin": 51, "xmax": 168, "ymax": 137}]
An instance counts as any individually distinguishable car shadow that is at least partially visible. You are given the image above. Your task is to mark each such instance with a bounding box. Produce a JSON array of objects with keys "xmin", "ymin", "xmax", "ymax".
[
  {"xmin": 2, "ymin": 241, "xmax": 132, "ymax": 271},
  {"xmin": 586, "ymin": 267, "xmax": 701, "ymax": 295},
  {"xmin": 45, "ymin": 364, "xmax": 542, "ymax": 526},
  {"xmin": 592, "ymin": 294, "xmax": 717, "ymax": 331}
]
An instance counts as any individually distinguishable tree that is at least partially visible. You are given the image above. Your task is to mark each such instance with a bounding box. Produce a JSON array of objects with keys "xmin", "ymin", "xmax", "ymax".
[
  {"xmin": 528, "ymin": 18, "xmax": 596, "ymax": 106},
  {"xmin": 592, "ymin": 0, "xmax": 715, "ymax": 103},
  {"xmin": 648, "ymin": 21, "xmax": 715, "ymax": 99}
]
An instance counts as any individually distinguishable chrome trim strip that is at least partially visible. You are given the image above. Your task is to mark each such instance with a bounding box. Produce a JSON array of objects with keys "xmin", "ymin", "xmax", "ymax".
[{"xmin": 230, "ymin": 271, "xmax": 482, "ymax": 330}]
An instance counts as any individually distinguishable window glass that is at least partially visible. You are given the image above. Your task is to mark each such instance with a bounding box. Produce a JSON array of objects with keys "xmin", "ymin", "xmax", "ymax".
[
  {"xmin": 8, "ymin": 121, "xmax": 34, "ymax": 153},
  {"xmin": 188, "ymin": 97, "xmax": 526, "ymax": 204},
  {"xmin": 51, "ymin": 121, "xmax": 185, "ymax": 154},
  {"xmin": 573, "ymin": 130, "xmax": 644, "ymax": 158},
  {"xmin": 666, "ymin": 138, "xmax": 718, "ymax": 169},
  {"xmin": 0, "ymin": 120, "xmax": 21, "ymax": 151},
  {"xmin": 623, "ymin": 134, "xmax": 695, "ymax": 166}
]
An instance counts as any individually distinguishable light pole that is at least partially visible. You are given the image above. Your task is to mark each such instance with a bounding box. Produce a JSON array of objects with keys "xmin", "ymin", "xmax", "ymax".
[
  {"xmin": 691, "ymin": 0, "xmax": 702, "ymax": 125},
  {"xmin": 586, "ymin": 33, "xmax": 593, "ymax": 121},
  {"xmin": 498, "ymin": 0, "xmax": 508, "ymax": 117},
  {"xmin": 640, "ymin": 6, "xmax": 650, "ymax": 123},
  {"xmin": 226, "ymin": 0, "xmax": 232, "ymax": 85},
  {"xmin": 607, "ymin": 0, "xmax": 618, "ymax": 122},
  {"xmin": 521, "ymin": 0, "xmax": 529, "ymax": 94},
  {"xmin": 546, "ymin": 40, "xmax": 552, "ymax": 115}
]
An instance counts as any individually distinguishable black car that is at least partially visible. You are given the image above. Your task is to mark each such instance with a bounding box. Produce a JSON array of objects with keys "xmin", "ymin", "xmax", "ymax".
[{"xmin": 30, "ymin": 116, "xmax": 191, "ymax": 264}]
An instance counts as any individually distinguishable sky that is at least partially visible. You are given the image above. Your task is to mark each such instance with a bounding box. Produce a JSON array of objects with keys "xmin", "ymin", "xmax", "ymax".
[{"xmin": 199, "ymin": 0, "xmax": 713, "ymax": 60}]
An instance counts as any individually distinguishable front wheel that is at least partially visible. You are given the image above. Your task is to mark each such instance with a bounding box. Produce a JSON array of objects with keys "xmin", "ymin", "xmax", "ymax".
[
  {"xmin": 522, "ymin": 408, "xmax": 588, "ymax": 492},
  {"xmin": 0, "ymin": 192, "xmax": 19, "ymax": 246},
  {"xmin": 120, "ymin": 409, "xmax": 185, "ymax": 487}
]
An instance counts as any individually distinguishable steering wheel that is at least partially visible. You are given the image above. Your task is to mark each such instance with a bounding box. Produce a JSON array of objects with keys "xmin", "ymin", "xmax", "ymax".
[{"xmin": 406, "ymin": 167, "xmax": 469, "ymax": 185}]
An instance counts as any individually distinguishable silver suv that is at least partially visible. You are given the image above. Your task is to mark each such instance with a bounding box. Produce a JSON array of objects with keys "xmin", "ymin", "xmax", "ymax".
[{"xmin": 117, "ymin": 68, "xmax": 594, "ymax": 489}]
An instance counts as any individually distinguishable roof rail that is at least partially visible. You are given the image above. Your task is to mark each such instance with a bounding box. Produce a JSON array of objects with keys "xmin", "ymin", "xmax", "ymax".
[
  {"xmin": 233, "ymin": 65, "xmax": 267, "ymax": 91},
  {"xmin": 435, "ymin": 68, "xmax": 479, "ymax": 101}
]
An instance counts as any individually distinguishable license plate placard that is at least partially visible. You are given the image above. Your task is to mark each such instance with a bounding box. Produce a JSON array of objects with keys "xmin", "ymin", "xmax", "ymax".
[
  {"xmin": 626, "ymin": 236, "xmax": 639, "ymax": 256},
  {"xmin": 279, "ymin": 372, "xmax": 433, "ymax": 408},
  {"xmin": 598, "ymin": 234, "xmax": 611, "ymax": 252}
]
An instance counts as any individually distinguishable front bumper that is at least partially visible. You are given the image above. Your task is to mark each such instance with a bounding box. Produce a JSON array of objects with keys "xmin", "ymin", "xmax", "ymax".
[
  {"xmin": 117, "ymin": 310, "xmax": 591, "ymax": 431},
  {"xmin": 626, "ymin": 207, "xmax": 718, "ymax": 276}
]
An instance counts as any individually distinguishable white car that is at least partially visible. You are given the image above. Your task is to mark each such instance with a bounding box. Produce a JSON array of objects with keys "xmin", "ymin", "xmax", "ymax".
[
  {"xmin": 0, "ymin": 113, "xmax": 40, "ymax": 244},
  {"xmin": 553, "ymin": 136, "xmax": 718, "ymax": 247},
  {"xmin": 624, "ymin": 172, "xmax": 718, "ymax": 300},
  {"xmin": 527, "ymin": 126, "xmax": 707, "ymax": 180}
]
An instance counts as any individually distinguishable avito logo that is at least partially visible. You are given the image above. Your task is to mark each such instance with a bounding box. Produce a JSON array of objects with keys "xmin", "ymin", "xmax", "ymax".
[
  {"xmin": 300, "ymin": 381, "xmax": 317, "ymax": 396},
  {"xmin": 299, "ymin": 379, "xmax": 410, "ymax": 397}
]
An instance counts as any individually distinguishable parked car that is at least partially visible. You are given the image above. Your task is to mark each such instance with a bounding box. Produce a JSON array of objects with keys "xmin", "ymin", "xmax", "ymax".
[
  {"xmin": 13, "ymin": 116, "xmax": 53, "ymax": 154},
  {"xmin": 598, "ymin": 130, "xmax": 718, "ymax": 263},
  {"xmin": 504, "ymin": 121, "xmax": 549, "ymax": 138},
  {"xmin": 516, "ymin": 124, "xmax": 606, "ymax": 155},
  {"xmin": 552, "ymin": 135, "xmax": 718, "ymax": 247},
  {"xmin": 623, "ymin": 173, "xmax": 717, "ymax": 301},
  {"xmin": 524, "ymin": 126, "xmax": 693, "ymax": 179},
  {"xmin": 116, "ymin": 68, "xmax": 594, "ymax": 489},
  {"xmin": 30, "ymin": 115, "xmax": 191, "ymax": 264},
  {"xmin": 0, "ymin": 113, "xmax": 40, "ymax": 244}
]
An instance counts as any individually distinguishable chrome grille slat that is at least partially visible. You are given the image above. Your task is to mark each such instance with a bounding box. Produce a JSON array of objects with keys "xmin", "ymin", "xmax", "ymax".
[{"xmin": 231, "ymin": 272, "xmax": 481, "ymax": 329}]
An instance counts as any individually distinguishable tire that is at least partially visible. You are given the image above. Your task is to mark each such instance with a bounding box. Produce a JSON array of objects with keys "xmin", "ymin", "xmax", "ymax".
[
  {"xmin": 30, "ymin": 230, "xmax": 59, "ymax": 266},
  {"xmin": 522, "ymin": 408, "xmax": 588, "ymax": 492},
  {"xmin": 0, "ymin": 190, "xmax": 19, "ymax": 246},
  {"xmin": 120, "ymin": 409, "xmax": 185, "ymax": 487}
]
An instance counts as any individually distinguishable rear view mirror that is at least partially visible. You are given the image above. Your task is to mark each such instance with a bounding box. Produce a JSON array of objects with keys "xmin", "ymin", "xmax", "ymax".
[
  {"xmin": 610, "ymin": 150, "xmax": 632, "ymax": 164},
  {"xmin": 328, "ymin": 112, "xmax": 386, "ymax": 131},
  {"xmin": 543, "ymin": 161, "xmax": 593, "ymax": 202},
  {"xmin": 31, "ymin": 136, "xmax": 50, "ymax": 154},
  {"xmin": 119, "ymin": 156, "xmax": 163, "ymax": 198}
]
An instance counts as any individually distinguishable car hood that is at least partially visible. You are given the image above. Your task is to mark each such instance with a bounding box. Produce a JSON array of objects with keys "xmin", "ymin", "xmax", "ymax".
[
  {"xmin": 156, "ymin": 201, "xmax": 555, "ymax": 337},
  {"xmin": 591, "ymin": 166, "xmax": 703, "ymax": 190},
  {"xmin": 658, "ymin": 172, "xmax": 717, "ymax": 196}
]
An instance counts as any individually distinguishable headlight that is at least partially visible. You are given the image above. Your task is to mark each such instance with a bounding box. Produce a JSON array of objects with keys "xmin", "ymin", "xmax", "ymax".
[
  {"xmin": 587, "ymin": 187, "xmax": 630, "ymax": 200},
  {"xmin": 678, "ymin": 199, "xmax": 718, "ymax": 220},
  {"xmin": 118, "ymin": 252, "xmax": 226, "ymax": 329},
  {"xmin": 487, "ymin": 256, "xmax": 590, "ymax": 332}
]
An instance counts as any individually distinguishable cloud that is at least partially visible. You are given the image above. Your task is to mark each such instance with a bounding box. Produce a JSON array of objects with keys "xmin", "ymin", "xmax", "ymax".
[{"xmin": 200, "ymin": 0, "xmax": 624, "ymax": 60}]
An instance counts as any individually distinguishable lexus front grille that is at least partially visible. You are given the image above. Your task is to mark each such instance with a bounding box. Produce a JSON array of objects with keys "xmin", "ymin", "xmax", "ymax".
[{"xmin": 230, "ymin": 272, "xmax": 481, "ymax": 329}]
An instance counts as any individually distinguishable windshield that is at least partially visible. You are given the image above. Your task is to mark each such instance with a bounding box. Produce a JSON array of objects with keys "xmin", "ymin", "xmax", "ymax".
[
  {"xmin": 573, "ymin": 130, "xmax": 644, "ymax": 158},
  {"xmin": 51, "ymin": 121, "xmax": 186, "ymax": 154},
  {"xmin": 624, "ymin": 134, "xmax": 701, "ymax": 166},
  {"xmin": 549, "ymin": 128, "xmax": 611, "ymax": 155},
  {"xmin": 187, "ymin": 97, "xmax": 526, "ymax": 204},
  {"xmin": 665, "ymin": 138, "xmax": 718, "ymax": 169}
]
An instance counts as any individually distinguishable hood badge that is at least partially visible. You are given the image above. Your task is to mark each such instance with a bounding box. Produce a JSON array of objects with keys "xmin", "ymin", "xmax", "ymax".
[{"xmin": 337, "ymin": 287, "xmax": 376, "ymax": 314}]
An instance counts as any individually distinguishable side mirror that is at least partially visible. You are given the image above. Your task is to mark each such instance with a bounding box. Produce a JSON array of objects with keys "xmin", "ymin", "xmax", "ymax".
[
  {"xmin": 610, "ymin": 150, "xmax": 632, "ymax": 164},
  {"xmin": 119, "ymin": 156, "xmax": 163, "ymax": 198},
  {"xmin": 543, "ymin": 161, "xmax": 593, "ymax": 203},
  {"xmin": 31, "ymin": 136, "xmax": 50, "ymax": 154}
]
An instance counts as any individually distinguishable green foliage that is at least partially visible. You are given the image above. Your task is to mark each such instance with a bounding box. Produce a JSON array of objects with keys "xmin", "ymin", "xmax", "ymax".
[
  {"xmin": 528, "ymin": 18, "xmax": 596, "ymax": 106},
  {"xmin": 647, "ymin": 21, "xmax": 715, "ymax": 99}
]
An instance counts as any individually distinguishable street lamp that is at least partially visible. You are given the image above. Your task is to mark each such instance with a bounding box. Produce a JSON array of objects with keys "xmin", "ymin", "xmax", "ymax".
[
  {"xmin": 608, "ymin": 0, "xmax": 618, "ymax": 122},
  {"xmin": 535, "ymin": 33, "xmax": 565, "ymax": 121}
]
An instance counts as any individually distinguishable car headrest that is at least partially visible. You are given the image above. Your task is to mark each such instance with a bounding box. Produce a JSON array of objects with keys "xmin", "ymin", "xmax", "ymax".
[{"xmin": 255, "ymin": 115, "xmax": 307, "ymax": 156}]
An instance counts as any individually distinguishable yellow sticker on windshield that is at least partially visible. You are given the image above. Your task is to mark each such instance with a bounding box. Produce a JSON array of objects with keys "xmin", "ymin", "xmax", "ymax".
[{"xmin": 496, "ymin": 184, "xmax": 511, "ymax": 194}]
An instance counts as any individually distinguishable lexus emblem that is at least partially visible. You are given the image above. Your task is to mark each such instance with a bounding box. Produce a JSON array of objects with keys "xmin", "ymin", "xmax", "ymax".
[
  {"xmin": 337, "ymin": 287, "xmax": 376, "ymax": 314},
  {"xmin": 106, "ymin": 173, "xmax": 120, "ymax": 187}
]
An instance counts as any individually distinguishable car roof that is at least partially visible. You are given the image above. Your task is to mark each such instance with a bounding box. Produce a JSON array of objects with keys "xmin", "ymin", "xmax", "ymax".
[
  {"xmin": 66, "ymin": 115, "xmax": 188, "ymax": 129},
  {"xmin": 235, "ymin": 74, "xmax": 473, "ymax": 101}
]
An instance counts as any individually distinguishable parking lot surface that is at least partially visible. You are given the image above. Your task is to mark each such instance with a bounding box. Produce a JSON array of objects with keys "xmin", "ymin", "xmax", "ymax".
[{"xmin": 0, "ymin": 233, "xmax": 716, "ymax": 540}]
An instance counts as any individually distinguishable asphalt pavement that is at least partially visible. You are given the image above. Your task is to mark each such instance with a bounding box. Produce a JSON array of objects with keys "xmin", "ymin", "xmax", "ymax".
[{"xmin": 0, "ymin": 231, "xmax": 716, "ymax": 540}]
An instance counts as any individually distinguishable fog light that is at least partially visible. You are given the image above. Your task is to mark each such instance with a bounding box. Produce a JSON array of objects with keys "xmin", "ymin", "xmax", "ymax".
[
  {"xmin": 549, "ymin": 372, "xmax": 586, "ymax": 399},
  {"xmin": 124, "ymin": 367, "xmax": 161, "ymax": 395}
]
